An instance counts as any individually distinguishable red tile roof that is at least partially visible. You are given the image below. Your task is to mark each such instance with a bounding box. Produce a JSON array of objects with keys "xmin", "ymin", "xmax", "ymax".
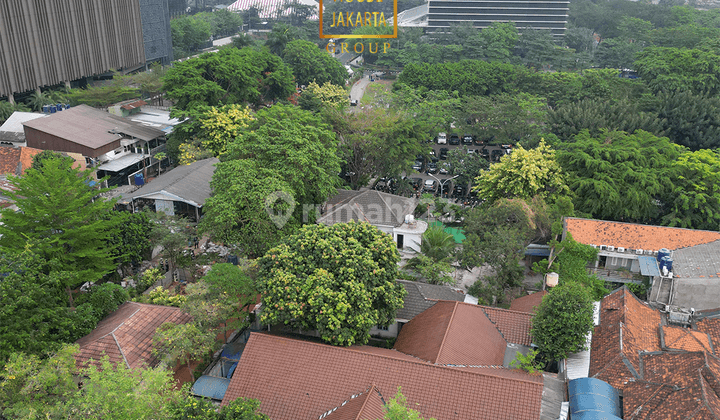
[
  {"xmin": 392, "ymin": 301, "xmax": 534, "ymax": 366},
  {"xmin": 322, "ymin": 385, "xmax": 386, "ymax": 420},
  {"xmin": 0, "ymin": 146, "xmax": 44, "ymax": 176},
  {"xmin": 75, "ymin": 301, "xmax": 192, "ymax": 369},
  {"xmin": 624, "ymin": 352, "xmax": 720, "ymax": 419},
  {"xmin": 509, "ymin": 291, "xmax": 547, "ymax": 314},
  {"xmin": 482, "ymin": 306, "xmax": 534, "ymax": 347},
  {"xmin": 564, "ymin": 217, "xmax": 720, "ymax": 251},
  {"xmin": 221, "ymin": 333, "xmax": 544, "ymax": 420},
  {"xmin": 589, "ymin": 287, "xmax": 662, "ymax": 389},
  {"xmin": 661, "ymin": 325, "xmax": 714, "ymax": 353},
  {"xmin": 697, "ymin": 318, "xmax": 720, "ymax": 353}
]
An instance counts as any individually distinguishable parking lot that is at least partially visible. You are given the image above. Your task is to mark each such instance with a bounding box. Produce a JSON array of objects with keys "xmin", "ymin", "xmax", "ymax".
[{"xmin": 373, "ymin": 135, "xmax": 511, "ymax": 204}]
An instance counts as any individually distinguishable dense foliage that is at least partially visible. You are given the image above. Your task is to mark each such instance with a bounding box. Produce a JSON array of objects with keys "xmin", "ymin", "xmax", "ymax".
[{"xmin": 257, "ymin": 222, "xmax": 406, "ymax": 346}]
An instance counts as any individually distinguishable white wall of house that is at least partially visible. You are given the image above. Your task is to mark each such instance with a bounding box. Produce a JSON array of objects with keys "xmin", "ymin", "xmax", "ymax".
[{"xmin": 369, "ymin": 321, "xmax": 400, "ymax": 338}]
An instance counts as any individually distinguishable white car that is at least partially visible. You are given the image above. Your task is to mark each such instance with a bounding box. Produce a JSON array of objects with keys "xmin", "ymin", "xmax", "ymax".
[{"xmin": 437, "ymin": 132, "xmax": 447, "ymax": 144}]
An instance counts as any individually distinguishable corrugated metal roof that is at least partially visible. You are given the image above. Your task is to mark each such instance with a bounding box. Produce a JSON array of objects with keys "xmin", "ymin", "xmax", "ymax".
[
  {"xmin": 96, "ymin": 153, "xmax": 148, "ymax": 172},
  {"xmin": 638, "ymin": 255, "xmax": 661, "ymax": 277},
  {"xmin": 22, "ymin": 105, "xmax": 164, "ymax": 150},
  {"xmin": 566, "ymin": 302, "xmax": 600, "ymax": 381},
  {"xmin": 192, "ymin": 375, "xmax": 231, "ymax": 400},
  {"xmin": 120, "ymin": 158, "xmax": 218, "ymax": 207},
  {"xmin": 0, "ymin": 111, "xmax": 47, "ymax": 132}
]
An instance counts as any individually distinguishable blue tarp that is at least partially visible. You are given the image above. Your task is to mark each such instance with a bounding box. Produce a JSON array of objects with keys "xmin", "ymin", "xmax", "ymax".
[
  {"xmin": 638, "ymin": 255, "xmax": 661, "ymax": 277},
  {"xmin": 191, "ymin": 375, "xmax": 231, "ymax": 401},
  {"xmin": 569, "ymin": 377, "xmax": 622, "ymax": 419}
]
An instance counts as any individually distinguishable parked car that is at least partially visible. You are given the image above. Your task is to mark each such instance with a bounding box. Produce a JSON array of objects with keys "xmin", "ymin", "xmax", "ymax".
[
  {"xmin": 462, "ymin": 134, "xmax": 474, "ymax": 145},
  {"xmin": 426, "ymin": 161, "xmax": 438, "ymax": 174},
  {"xmin": 437, "ymin": 132, "xmax": 447, "ymax": 144},
  {"xmin": 412, "ymin": 160, "xmax": 424, "ymax": 172},
  {"xmin": 350, "ymin": 99, "xmax": 358, "ymax": 106},
  {"xmin": 449, "ymin": 134, "xmax": 460, "ymax": 145},
  {"xmin": 423, "ymin": 179, "xmax": 438, "ymax": 193},
  {"xmin": 467, "ymin": 149, "xmax": 475, "ymax": 155},
  {"xmin": 474, "ymin": 136, "xmax": 485, "ymax": 146},
  {"xmin": 439, "ymin": 162, "xmax": 451, "ymax": 175},
  {"xmin": 439, "ymin": 148, "xmax": 449, "ymax": 160},
  {"xmin": 491, "ymin": 149, "xmax": 503, "ymax": 162},
  {"xmin": 479, "ymin": 148, "xmax": 490, "ymax": 160}
]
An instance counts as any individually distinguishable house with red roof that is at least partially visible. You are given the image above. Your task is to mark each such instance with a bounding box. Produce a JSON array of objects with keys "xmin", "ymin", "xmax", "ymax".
[
  {"xmin": 74, "ymin": 301, "xmax": 192, "ymax": 371},
  {"xmin": 221, "ymin": 300, "xmax": 566, "ymax": 419},
  {"xmin": 564, "ymin": 217, "xmax": 720, "ymax": 310},
  {"xmin": 510, "ymin": 291, "xmax": 547, "ymax": 314},
  {"xmin": 589, "ymin": 286, "xmax": 720, "ymax": 419}
]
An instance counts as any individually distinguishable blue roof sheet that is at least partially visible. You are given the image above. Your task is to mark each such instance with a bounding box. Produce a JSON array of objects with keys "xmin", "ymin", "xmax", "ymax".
[
  {"xmin": 638, "ymin": 255, "xmax": 661, "ymax": 277},
  {"xmin": 191, "ymin": 375, "xmax": 231, "ymax": 400}
]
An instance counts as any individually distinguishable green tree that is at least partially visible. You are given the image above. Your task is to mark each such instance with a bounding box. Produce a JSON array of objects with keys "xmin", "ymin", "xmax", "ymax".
[
  {"xmin": 634, "ymin": 47, "xmax": 720, "ymax": 95},
  {"xmin": 331, "ymin": 108, "xmax": 426, "ymax": 189},
  {"xmin": 30, "ymin": 149, "xmax": 74, "ymax": 172},
  {"xmin": 473, "ymin": 139, "xmax": 569, "ymax": 204},
  {"xmin": 531, "ymin": 281, "xmax": 594, "ymax": 362},
  {"xmin": 199, "ymin": 160, "xmax": 296, "ymax": 257},
  {"xmin": 265, "ymin": 23, "xmax": 306, "ymax": 55},
  {"xmin": 111, "ymin": 211, "xmax": 153, "ymax": 275},
  {"xmin": 167, "ymin": 396, "xmax": 269, "ymax": 420},
  {"xmin": 298, "ymin": 81, "xmax": 347, "ymax": 112},
  {"xmin": 153, "ymin": 322, "xmax": 216, "ymax": 379},
  {"xmin": 380, "ymin": 389, "xmax": 436, "ymax": 420},
  {"xmin": 557, "ymin": 130, "xmax": 683, "ymax": 223},
  {"xmin": 0, "ymin": 249, "xmax": 71, "ymax": 366},
  {"xmin": 0, "ymin": 158, "xmax": 121, "ymax": 305},
  {"xmin": 150, "ymin": 213, "xmax": 196, "ymax": 275},
  {"xmin": 478, "ymin": 22, "xmax": 519, "ymax": 62},
  {"xmin": 420, "ymin": 225, "xmax": 455, "ymax": 262},
  {"xmin": 163, "ymin": 48, "xmax": 295, "ymax": 114},
  {"xmin": 652, "ymin": 90, "xmax": 720, "ymax": 151},
  {"xmin": 663, "ymin": 149, "xmax": 720, "ymax": 230},
  {"xmin": 171, "ymin": 14, "xmax": 212, "ymax": 56},
  {"xmin": 257, "ymin": 222, "xmax": 406, "ymax": 346},
  {"xmin": 282, "ymin": 39, "xmax": 348, "ymax": 87}
]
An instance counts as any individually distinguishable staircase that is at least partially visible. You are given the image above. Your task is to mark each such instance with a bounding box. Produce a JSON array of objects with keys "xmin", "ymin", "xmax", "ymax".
[{"xmin": 651, "ymin": 277, "xmax": 673, "ymax": 306}]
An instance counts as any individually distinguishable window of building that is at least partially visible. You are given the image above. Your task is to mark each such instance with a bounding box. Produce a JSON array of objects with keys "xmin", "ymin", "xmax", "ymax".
[{"xmin": 376, "ymin": 324, "xmax": 389, "ymax": 331}]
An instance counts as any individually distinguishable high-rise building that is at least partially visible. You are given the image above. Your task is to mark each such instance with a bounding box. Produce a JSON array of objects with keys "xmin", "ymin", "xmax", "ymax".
[{"xmin": 0, "ymin": 0, "xmax": 173, "ymax": 102}]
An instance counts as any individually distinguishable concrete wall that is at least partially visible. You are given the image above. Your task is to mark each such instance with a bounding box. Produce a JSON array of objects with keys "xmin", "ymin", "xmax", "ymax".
[
  {"xmin": 139, "ymin": 0, "xmax": 173, "ymax": 64},
  {"xmin": 0, "ymin": 1, "xmax": 146, "ymax": 97}
]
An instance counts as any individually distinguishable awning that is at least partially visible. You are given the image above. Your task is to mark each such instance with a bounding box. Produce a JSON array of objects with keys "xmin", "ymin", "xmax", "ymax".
[
  {"xmin": 638, "ymin": 255, "xmax": 661, "ymax": 277},
  {"xmin": 429, "ymin": 221, "xmax": 466, "ymax": 244},
  {"xmin": 191, "ymin": 375, "xmax": 231, "ymax": 401},
  {"xmin": 96, "ymin": 154, "xmax": 147, "ymax": 172}
]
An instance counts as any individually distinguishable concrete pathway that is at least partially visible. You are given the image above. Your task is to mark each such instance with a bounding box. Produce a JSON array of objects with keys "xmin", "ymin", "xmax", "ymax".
[{"xmin": 350, "ymin": 76, "xmax": 371, "ymax": 102}]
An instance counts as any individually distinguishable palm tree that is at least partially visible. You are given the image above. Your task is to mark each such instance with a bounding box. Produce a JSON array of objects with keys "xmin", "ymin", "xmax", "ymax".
[{"xmin": 420, "ymin": 225, "xmax": 456, "ymax": 262}]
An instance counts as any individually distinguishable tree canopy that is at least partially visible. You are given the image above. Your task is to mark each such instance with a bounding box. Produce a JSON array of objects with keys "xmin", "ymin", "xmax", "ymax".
[
  {"xmin": 531, "ymin": 281, "xmax": 594, "ymax": 362},
  {"xmin": 474, "ymin": 140, "xmax": 569, "ymax": 204},
  {"xmin": 163, "ymin": 47, "xmax": 295, "ymax": 114},
  {"xmin": 257, "ymin": 222, "xmax": 406, "ymax": 346},
  {"xmin": 283, "ymin": 39, "xmax": 348, "ymax": 87},
  {"xmin": 0, "ymin": 157, "xmax": 121, "ymax": 302}
]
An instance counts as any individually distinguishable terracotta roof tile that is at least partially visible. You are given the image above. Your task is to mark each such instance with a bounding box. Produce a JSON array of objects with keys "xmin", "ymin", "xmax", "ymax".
[
  {"xmin": 393, "ymin": 301, "xmax": 513, "ymax": 366},
  {"xmin": 589, "ymin": 287, "xmax": 661, "ymax": 390},
  {"xmin": 221, "ymin": 333, "xmax": 544, "ymax": 420},
  {"xmin": 0, "ymin": 147, "xmax": 46, "ymax": 176},
  {"xmin": 509, "ymin": 291, "xmax": 547, "ymax": 314},
  {"xmin": 481, "ymin": 306, "xmax": 534, "ymax": 347},
  {"xmin": 322, "ymin": 385, "xmax": 386, "ymax": 420},
  {"xmin": 697, "ymin": 318, "xmax": 720, "ymax": 353},
  {"xmin": 641, "ymin": 351, "xmax": 708, "ymax": 389},
  {"xmin": 75, "ymin": 301, "xmax": 192, "ymax": 369},
  {"xmin": 565, "ymin": 217, "xmax": 720, "ymax": 251},
  {"xmin": 661, "ymin": 326, "xmax": 714, "ymax": 353}
]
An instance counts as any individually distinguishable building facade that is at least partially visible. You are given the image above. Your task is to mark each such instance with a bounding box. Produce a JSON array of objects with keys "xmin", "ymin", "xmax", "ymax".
[{"xmin": 0, "ymin": 0, "xmax": 172, "ymax": 102}]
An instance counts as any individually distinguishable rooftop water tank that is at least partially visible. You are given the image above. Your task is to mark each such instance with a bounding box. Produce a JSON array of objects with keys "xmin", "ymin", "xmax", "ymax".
[
  {"xmin": 569, "ymin": 377, "xmax": 622, "ymax": 420},
  {"xmin": 546, "ymin": 272, "xmax": 559, "ymax": 288},
  {"xmin": 657, "ymin": 248, "xmax": 670, "ymax": 262},
  {"xmin": 134, "ymin": 173, "xmax": 144, "ymax": 186}
]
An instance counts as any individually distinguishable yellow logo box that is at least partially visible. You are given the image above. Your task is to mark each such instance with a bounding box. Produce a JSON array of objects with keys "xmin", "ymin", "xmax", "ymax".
[{"xmin": 319, "ymin": 0, "xmax": 398, "ymax": 38}]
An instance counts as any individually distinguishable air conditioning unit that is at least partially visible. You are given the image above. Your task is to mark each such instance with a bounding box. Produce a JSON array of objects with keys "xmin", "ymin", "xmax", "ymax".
[
  {"xmin": 636, "ymin": 249, "xmax": 644, "ymax": 255},
  {"xmin": 618, "ymin": 247, "xmax": 625, "ymax": 253},
  {"xmin": 607, "ymin": 246, "xmax": 615, "ymax": 252},
  {"xmin": 653, "ymin": 250, "xmax": 658, "ymax": 256},
  {"xmin": 590, "ymin": 244, "xmax": 597, "ymax": 248},
  {"xmin": 600, "ymin": 245, "xmax": 607, "ymax": 251},
  {"xmin": 645, "ymin": 250, "xmax": 653, "ymax": 255}
]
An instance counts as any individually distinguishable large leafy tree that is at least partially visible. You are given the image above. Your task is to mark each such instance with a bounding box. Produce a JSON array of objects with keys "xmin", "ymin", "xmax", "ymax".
[
  {"xmin": 663, "ymin": 149, "xmax": 720, "ymax": 230},
  {"xmin": 331, "ymin": 108, "xmax": 426, "ymax": 189},
  {"xmin": 0, "ymin": 157, "xmax": 121, "ymax": 304},
  {"xmin": 257, "ymin": 222, "xmax": 406, "ymax": 346},
  {"xmin": 163, "ymin": 47, "xmax": 295, "ymax": 114},
  {"xmin": 652, "ymin": 90, "xmax": 720, "ymax": 151},
  {"xmin": 110, "ymin": 211, "xmax": 153, "ymax": 275},
  {"xmin": 474, "ymin": 139, "xmax": 569, "ymax": 204},
  {"xmin": 557, "ymin": 130, "xmax": 683, "ymax": 223},
  {"xmin": 282, "ymin": 39, "xmax": 348, "ymax": 87},
  {"xmin": 634, "ymin": 47, "xmax": 720, "ymax": 95},
  {"xmin": 531, "ymin": 281, "xmax": 594, "ymax": 362}
]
